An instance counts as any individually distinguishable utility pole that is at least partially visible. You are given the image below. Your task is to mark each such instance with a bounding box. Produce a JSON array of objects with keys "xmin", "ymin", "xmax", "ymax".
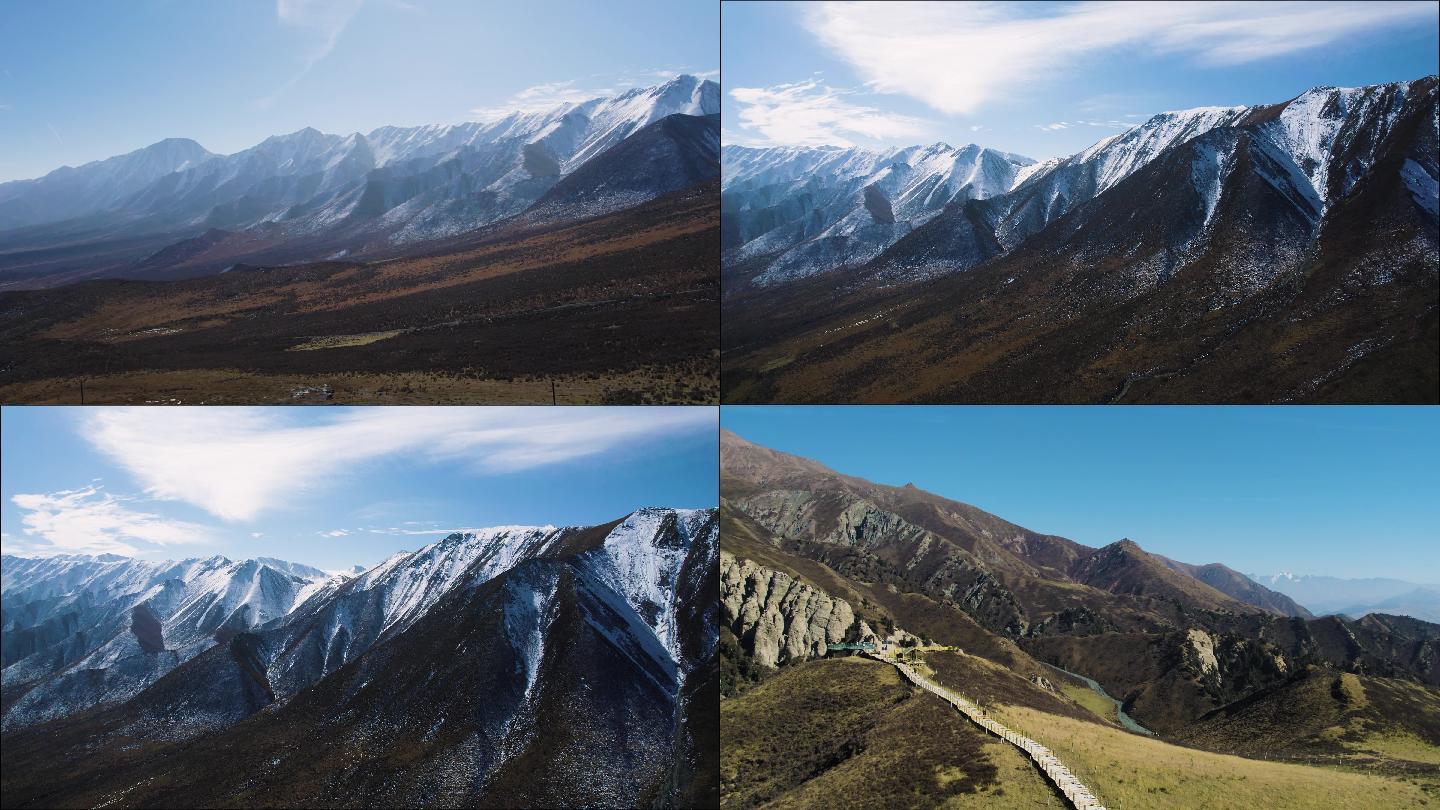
[
  {"xmin": 551, "ymin": 378, "xmax": 557, "ymax": 405},
  {"xmin": 80, "ymin": 378, "xmax": 85, "ymax": 405}
]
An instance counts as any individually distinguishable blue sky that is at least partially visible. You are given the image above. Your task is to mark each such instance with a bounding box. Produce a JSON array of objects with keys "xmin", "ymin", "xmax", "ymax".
[
  {"xmin": 1, "ymin": 407, "xmax": 717, "ymax": 571},
  {"xmin": 722, "ymin": 1, "xmax": 1440, "ymax": 159},
  {"xmin": 722, "ymin": 406, "xmax": 1440, "ymax": 581},
  {"xmin": 0, "ymin": 0, "xmax": 717, "ymax": 182}
]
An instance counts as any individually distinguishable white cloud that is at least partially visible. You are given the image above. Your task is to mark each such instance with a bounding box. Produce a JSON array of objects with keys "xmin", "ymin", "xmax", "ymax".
[
  {"xmin": 10, "ymin": 486, "xmax": 212, "ymax": 556},
  {"xmin": 1036, "ymin": 119, "xmax": 1128, "ymax": 132},
  {"xmin": 470, "ymin": 80, "xmax": 618, "ymax": 122},
  {"xmin": 250, "ymin": 532, "xmax": 265, "ymax": 538},
  {"xmin": 319, "ymin": 529, "xmax": 351, "ymax": 537},
  {"xmin": 258, "ymin": 0, "xmax": 364, "ymax": 108},
  {"xmin": 805, "ymin": 1, "xmax": 1437, "ymax": 116},
  {"xmin": 81, "ymin": 407, "xmax": 714, "ymax": 523},
  {"xmin": 366, "ymin": 525, "xmax": 471, "ymax": 536},
  {"xmin": 277, "ymin": 0, "xmax": 363, "ymax": 65},
  {"xmin": 729, "ymin": 79, "xmax": 931, "ymax": 147}
]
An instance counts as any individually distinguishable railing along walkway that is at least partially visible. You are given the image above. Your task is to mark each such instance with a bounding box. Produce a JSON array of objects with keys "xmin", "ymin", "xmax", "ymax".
[{"xmin": 867, "ymin": 653, "xmax": 1107, "ymax": 810}]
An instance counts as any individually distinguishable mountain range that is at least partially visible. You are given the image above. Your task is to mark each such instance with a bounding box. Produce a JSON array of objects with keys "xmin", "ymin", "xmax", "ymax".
[
  {"xmin": 0, "ymin": 76, "xmax": 722, "ymax": 405},
  {"xmin": 1, "ymin": 507, "xmax": 719, "ymax": 807},
  {"xmin": 1, "ymin": 75, "xmax": 718, "ymax": 289},
  {"xmin": 718, "ymin": 429, "xmax": 1438, "ymax": 717},
  {"xmin": 723, "ymin": 76, "xmax": 1439, "ymax": 404},
  {"xmin": 1250, "ymin": 572, "xmax": 1440, "ymax": 623},
  {"xmin": 719, "ymin": 431, "xmax": 1440, "ymax": 806}
]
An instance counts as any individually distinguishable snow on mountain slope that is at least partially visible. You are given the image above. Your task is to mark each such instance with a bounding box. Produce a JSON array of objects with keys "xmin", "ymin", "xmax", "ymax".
[
  {"xmin": 0, "ymin": 75, "xmax": 720, "ymax": 264},
  {"xmin": 1257, "ymin": 81, "xmax": 1424, "ymax": 210},
  {"xmin": 722, "ymin": 141, "xmax": 1034, "ymax": 284},
  {"xmin": 0, "ymin": 139, "xmax": 217, "ymax": 230},
  {"xmin": 867, "ymin": 76, "xmax": 1438, "ymax": 285},
  {"xmin": 264, "ymin": 525, "xmax": 577, "ymax": 700},
  {"xmin": 580, "ymin": 507, "xmax": 716, "ymax": 665},
  {"xmin": 524, "ymin": 112, "xmax": 719, "ymax": 224},
  {"xmin": 1, "ymin": 553, "xmax": 336, "ymax": 729},
  {"xmin": 354, "ymin": 525, "xmax": 561, "ymax": 638}
]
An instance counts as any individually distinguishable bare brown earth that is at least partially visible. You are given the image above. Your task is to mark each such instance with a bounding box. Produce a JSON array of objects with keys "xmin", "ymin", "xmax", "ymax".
[
  {"xmin": 0, "ymin": 183, "xmax": 719, "ymax": 404},
  {"xmin": 0, "ymin": 362, "xmax": 716, "ymax": 405}
]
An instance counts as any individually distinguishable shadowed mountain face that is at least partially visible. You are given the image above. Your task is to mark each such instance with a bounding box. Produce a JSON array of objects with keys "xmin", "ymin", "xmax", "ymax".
[
  {"xmin": 1158, "ymin": 557, "xmax": 1313, "ymax": 618},
  {"xmin": 719, "ymin": 430, "xmax": 1440, "ymax": 736},
  {"xmin": 723, "ymin": 76, "xmax": 1439, "ymax": 404},
  {"xmin": 0, "ymin": 508, "xmax": 719, "ymax": 809},
  {"xmin": 721, "ymin": 142, "xmax": 1034, "ymax": 286},
  {"xmin": 527, "ymin": 113, "xmax": 720, "ymax": 224},
  {"xmin": 0, "ymin": 76, "xmax": 719, "ymax": 290},
  {"xmin": 1, "ymin": 554, "xmax": 334, "ymax": 728}
]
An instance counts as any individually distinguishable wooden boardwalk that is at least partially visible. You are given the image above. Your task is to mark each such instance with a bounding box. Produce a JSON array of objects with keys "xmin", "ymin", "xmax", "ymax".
[{"xmin": 870, "ymin": 654, "xmax": 1107, "ymax": 810}]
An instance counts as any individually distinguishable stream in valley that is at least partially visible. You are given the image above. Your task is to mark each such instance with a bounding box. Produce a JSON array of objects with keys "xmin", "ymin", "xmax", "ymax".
[{"xmin": 1041, "ymin": 662, "xmax": 1155, "ymax": 735}]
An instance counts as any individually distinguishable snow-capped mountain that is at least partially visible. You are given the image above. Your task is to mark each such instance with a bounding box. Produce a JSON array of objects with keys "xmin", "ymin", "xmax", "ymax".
[
  {"xmin": 0, "ymin": 138, "xmax": 217, "ymax": 230},
  {"xmin": 1, "ymin": 506, "xmax": 717, "ymax": 737},
  {"xmin": 0, "ymin": 507, "xmax": 719, "ymax": 807},
  {"xmin": 1250, "ymin": 573, "xmax": 1440, "ymax": 622},
  {"xmin": 890, "ymin": 77, "xmax": 1436, "ymax": 291},
  {"xmin": 0, "ymin": 76, "xmax": 720, "ymax": 285},
  {"xmin": 722, "ymin": 142, "xmax": 1034, "ymax": 284},
  {"xmin": 726, "ymin": 76, "xmax": 1437, "ymax": 403},
  {"xmin": 525, "ymin": 111, "xmax": 720, "ymax": 224},
  {"xmin": 730, "ymin": 76, "xmax": 1438, "ymax": 289},
  {"xmin": 1, "ymin": 553, "xmax": 337, "ymax": 729}
]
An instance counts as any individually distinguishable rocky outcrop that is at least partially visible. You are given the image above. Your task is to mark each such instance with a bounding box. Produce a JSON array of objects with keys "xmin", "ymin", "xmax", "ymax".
[
  {"xmin": 720, "ymin": 551, "xmax": 870, "ymax": 667},
  {"xmin": 733, "ymin": 493, "xmax": 1029, "ymax": 635}
]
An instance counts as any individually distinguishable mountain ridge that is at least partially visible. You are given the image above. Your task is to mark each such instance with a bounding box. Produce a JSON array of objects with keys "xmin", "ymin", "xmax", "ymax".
[
  {"xmin": 723, "ymin": 75, "xmax": 1438, "ymax": 403},
  {"xmin": 719, "ymin": 430, "xmax": 1438, "ymax": 741},
  {"xmin": 1, "ymin": 505, "xmax": 720, "ymax": 807},
  {"xmin": 0, "ymin": 75, "xmax": 721, "ymax": 288}
]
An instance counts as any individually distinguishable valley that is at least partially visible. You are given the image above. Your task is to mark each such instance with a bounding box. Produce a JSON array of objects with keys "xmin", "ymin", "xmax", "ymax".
[
  {"xmin": 0, "ymin": 183, "xmax": 719, "ymax": 404},
  {"xmin": 718, "ymin": 429, "xmax": 1440, "ymax": 808}
]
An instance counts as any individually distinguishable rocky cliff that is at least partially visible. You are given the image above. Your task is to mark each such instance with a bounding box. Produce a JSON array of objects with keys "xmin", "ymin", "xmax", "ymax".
[{"xmin": 720, "ymin": 551, "xmax": 873, "ymax": 667}]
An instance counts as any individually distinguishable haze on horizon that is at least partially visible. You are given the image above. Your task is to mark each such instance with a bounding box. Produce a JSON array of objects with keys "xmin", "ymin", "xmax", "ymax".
[{"xmin": 0, "ymin": 0, "xmax": 717, "ymax": 182}]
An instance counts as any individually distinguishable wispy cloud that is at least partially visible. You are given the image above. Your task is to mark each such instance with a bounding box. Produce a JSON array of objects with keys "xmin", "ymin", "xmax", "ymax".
[
  {"xmin": 10, "ymin": 486, "xmax": 212, "ymax": 556},
  {"xmin": 729, "ymin": 78, "xmax": 931, "ymax": 147},
  {"xmin": 470, "ymin": 80, "xmax": 617, "ymax": 122},
  {"xmin": 81, "ymin": 407, "xmax": 713, "ymax": 523},
  {"xmin": 805, "ymin": 1, "xmax": 1437, "ymax": 116},
  {"xmin": 1035, "ymin": 119, "xmax": 1129, "ymax": 132},
  {"xmin": 257, "ymin": 0, "xmax": 365, "ymax": 109},
  {"xmin": 319, "ymin": 529, "xmax": 351, "ymax": 537}
]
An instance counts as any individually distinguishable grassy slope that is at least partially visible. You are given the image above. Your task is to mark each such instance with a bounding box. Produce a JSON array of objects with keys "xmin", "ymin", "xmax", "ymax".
[
  {"xmin": 721, "ymin": 656, "xmax": 1063, "ymax": 809},
  {"xmin": 0, "ymin": 185, "xmax": 719, "ymax": 404},
  {"xmin": 1174, "ymin": 668, "xmax": 1440, "ymax": 788},
  {"xmin": 994, "ymin": 704, "xmax": 1436, "ymax": 809},
  {"xmin": 0, "ymin": 360, "xmax": 716, "ymax": 405}
]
